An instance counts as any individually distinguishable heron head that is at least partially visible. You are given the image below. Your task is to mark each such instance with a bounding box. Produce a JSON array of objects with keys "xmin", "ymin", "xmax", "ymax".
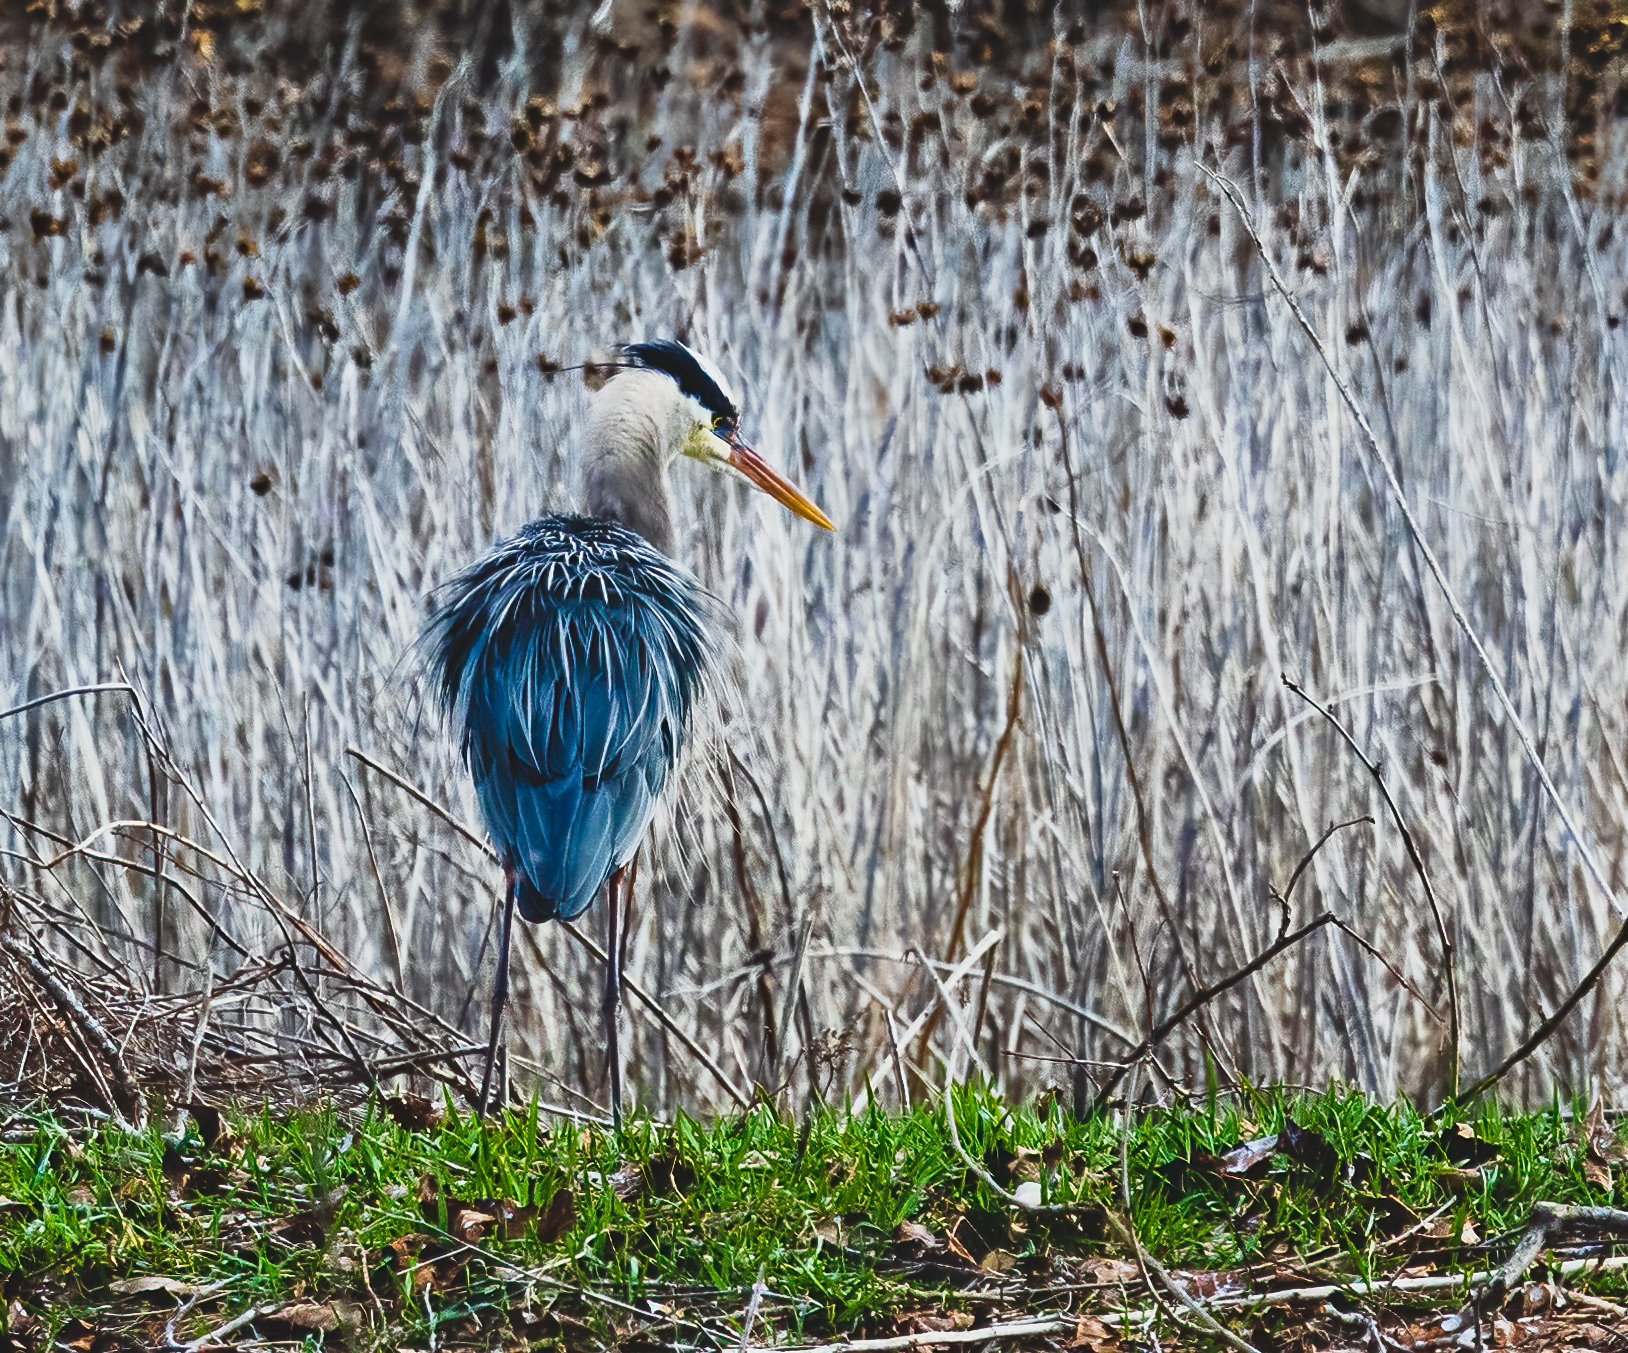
[{"xmin": 612, "ymin": 340, "xmax": 835, "ymax": 532}]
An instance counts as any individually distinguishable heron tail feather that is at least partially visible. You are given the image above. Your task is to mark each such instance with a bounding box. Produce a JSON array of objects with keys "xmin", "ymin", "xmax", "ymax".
[
  {"xmin": 513, "ymin": 874, "xmax": 561, "ymax": 923},
  {"xmin": 512, "ymin": 869, "xmax": 602, "ymax": 923}
]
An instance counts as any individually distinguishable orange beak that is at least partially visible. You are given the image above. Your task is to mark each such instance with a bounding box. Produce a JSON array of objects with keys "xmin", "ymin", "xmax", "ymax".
[{"xmin": 726, "ymin": 436, "xmax": 836, "ymax": 532}]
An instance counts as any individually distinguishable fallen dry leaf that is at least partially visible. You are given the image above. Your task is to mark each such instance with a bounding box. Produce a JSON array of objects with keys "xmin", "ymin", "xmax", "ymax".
[
  {"xmin": 1278, "ymin": 1117, "xmax": 1336, "ymax": 1172},
  {"xmin": 1078, "ymin": 1256, "xmax": 1141, "ymax": 1286},
  {"xmin": 485, "ymin": 1197, "xmax": 540, "ymax": 1240},
  {"xmin": 944, "ymin": 1213, "xmax": 989, "ymax": 1267},
  {"xmin": 978, "ymin": 1246, "xmax": 1018, "ymax": 1275},
  {"xmin": 185, "ymin": 1102, "xmax": 232, "ymax": 1154},
  {"xmin": 1440, "ymin": 1121, "xmax": 1501, "ymax": 1168},
  {"xmin": 54, "ymin": 1318, "xmax": 99, "ymax": 1353},
  {"xmin": 1578, "ymin": 1098, "xmax": 1624, "ymax": 1190},
  {"xmin": 608, "ymin": 1163, "xmax": 645, "ymax": 1201},
  {"xmin": 108, "ymin": 1276, "xmax": 207, "ymax": 1299},
  {"xmin": 449, "ymin": 1206, "xmax": 497, "ymax": 1244},
  {"xmin": 896, "ymin": 1219, "xmax": 938, "ymax": 1249},
  {"xmin": 1218, "ymin": 1133, "xmax": 1278, "ymax": 1177},
  {"xmin": 641, "ymin": 1146, "xmax": 697, "ymax": 1196},
  {"xmin": 1071, "ymin": 1313, "xmax": 1122, "ymax": 1350},
  {"xmin": 1178, "ymin": 1269, "xmax": 1243, "ymax": 1300},
  {"xmin": 1509, "ymin": 1281, "xmax": 1556, "ymax": 1316},
  {"xmin": 907, "ymin": 1311, "xmax": 974, "ymax": 1334},
  {"xmin": 382, "ymin": 1094, "xmax": 444, "ymax": 1132},
  {"xmin": 1357, "ymin": 1191, "xmax": 1421, "ymax": 1235},
  {"xmin": 263, "ymin": 1300, "xmax": 363, "ymax": 1334},
  {"xmin": 534, "ymin": 1187, "xmax": 576, "ymax": 1243},
  {"xmin": 987, "ymin": 1145, "xmax": 1043, "ymax": 1185},
  {"xmin": 1490, "ymin": 1315, "xmax": 1522, "ymax": 1347},
  {"xmin": 271, "ymin": 1197, "xmax": 337, "ymax": 1248}
]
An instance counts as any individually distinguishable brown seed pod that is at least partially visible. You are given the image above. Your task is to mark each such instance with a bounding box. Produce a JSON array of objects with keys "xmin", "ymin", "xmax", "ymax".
[
  {"xmin": 1071, "ymin": 197, "xmax": 1105, "ymax": 235},
  {"xmin": 307, "ymin": 307, "xmax": 339, "ymax": 342},
  {"xmin": 245, "ymin": 138, "xmax": 280, "ymax": 187},
  {"xmin": 1110, "ymin": 195, "xmax": 1145, "ymax": 224}
]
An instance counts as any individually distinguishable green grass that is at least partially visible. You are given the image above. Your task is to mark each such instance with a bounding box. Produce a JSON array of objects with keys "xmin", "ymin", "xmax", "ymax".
[{"xmin": 1, "ymin": 1088, "xmax": 1622, "ymax": 1349}]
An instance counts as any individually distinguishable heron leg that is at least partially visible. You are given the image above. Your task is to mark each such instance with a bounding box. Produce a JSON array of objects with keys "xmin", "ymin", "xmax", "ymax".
[
  {"xmin": 603, "ymin": 865, "xmax": 628, "ymax": 1130},
  {"xmin": 478, "ymin": 872, "xmax": 517, "ymax": 1119}
]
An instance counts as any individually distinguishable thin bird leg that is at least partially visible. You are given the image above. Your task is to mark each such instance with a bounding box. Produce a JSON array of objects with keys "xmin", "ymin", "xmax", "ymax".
[
  {"xmin": 620, "ymin": 855, "xmax": 639, "ymax": 993},
  {"xmin": 478, "ymin": 872, "xmax": 517, "ymax": 1118},
  {"xmin": 603, "ymin": 864, "xmax": 628, "ymax": 1129}
]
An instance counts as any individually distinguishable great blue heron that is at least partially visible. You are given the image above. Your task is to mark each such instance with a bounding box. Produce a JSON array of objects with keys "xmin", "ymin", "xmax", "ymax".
[{"xmin": 424, "ymin": 340, "xmax": 833, "ymax": 1118}]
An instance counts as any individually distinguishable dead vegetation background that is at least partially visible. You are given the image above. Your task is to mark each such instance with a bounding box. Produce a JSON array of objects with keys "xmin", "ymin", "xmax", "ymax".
[{"xmin": 3, "ymin": 0, "xmax": 1628, "ymax": 1120}]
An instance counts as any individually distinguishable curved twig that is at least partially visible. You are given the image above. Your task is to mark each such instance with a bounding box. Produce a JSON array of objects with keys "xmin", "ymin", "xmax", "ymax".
[
  {"xmin": 1090, "ymin": 911, "xmax": 1339, "ymax": 1112},
  {"xmin": 1282, "ymin": 675, "xmax": 1460, "ymax": 1097}
]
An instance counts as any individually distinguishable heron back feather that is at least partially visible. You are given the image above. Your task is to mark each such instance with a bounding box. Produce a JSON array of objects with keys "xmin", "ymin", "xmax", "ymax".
[{"xmin": 424, "ymin": 515, "xmax": 719, "ymax": 921}]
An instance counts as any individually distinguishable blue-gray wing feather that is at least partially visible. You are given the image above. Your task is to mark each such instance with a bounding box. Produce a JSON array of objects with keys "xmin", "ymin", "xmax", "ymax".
[{"xmin": 423, "ymin": 516, "xmax": 716, "ymax": 921}]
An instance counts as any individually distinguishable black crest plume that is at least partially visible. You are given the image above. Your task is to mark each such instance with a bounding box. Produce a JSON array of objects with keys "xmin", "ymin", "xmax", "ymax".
[{"xmin": 616, "ymin": 340, "xmax": 740, "ymax": 429}]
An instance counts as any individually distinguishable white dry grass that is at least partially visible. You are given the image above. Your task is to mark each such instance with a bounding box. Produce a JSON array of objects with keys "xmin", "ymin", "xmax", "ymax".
[{"xmin": 1, "ymin": 7, "xmax": 1626, "ymax": 1112}]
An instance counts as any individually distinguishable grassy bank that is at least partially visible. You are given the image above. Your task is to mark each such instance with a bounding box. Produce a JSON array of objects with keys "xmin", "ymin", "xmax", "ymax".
[{"xmin": 3, "ymin": 1088, "xmax": 1625, "ymax": 1349}]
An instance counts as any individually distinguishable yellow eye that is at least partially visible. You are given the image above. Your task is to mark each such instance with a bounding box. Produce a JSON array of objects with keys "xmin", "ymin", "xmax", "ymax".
[{"xmin": 711, "ymin": 415, "xmax": 727, "ymax": 431}]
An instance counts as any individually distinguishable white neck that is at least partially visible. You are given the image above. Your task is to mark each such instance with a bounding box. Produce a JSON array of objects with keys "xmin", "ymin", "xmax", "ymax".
[{"xmin": 582, "ymin": 371, "xmax": 681, "ymax": 553}]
